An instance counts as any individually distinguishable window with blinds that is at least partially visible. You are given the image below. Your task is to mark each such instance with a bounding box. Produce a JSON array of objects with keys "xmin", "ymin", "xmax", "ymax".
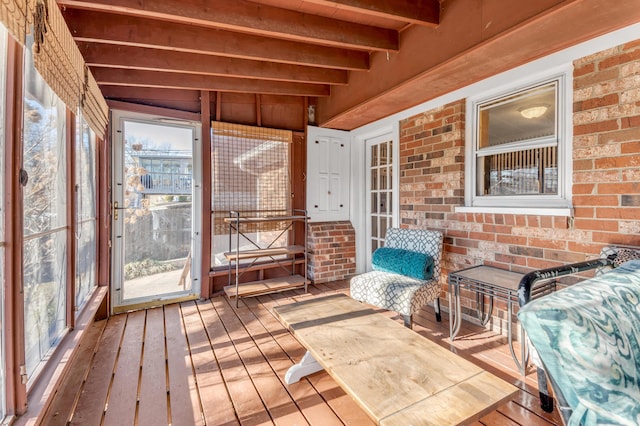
[
  {"xmin": 210, "ymin": 122, "xmax": 292, "ymax": 267},
  {"xmin": 467, "ymin": 75, "xmax": 570, "ymax": 209}
]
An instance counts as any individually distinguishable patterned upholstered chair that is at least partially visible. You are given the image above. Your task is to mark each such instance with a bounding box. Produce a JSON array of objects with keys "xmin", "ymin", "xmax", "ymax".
[
  {"xmin": 518, "ymin": 246, "xmax": 640, "ymax": 425},
  {"xmin": 350, "ymin": 228, "xmax": 443, "ymax": 328}
]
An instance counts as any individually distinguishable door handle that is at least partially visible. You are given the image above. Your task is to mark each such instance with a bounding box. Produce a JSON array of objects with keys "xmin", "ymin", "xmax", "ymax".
[{"xmin": 113, "ymin": 201, "xmax": 126, "ymax": 220}]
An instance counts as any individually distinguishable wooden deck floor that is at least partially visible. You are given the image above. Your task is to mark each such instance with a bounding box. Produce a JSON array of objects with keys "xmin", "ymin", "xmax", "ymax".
[{"xmin": 44, "ymin": 281, "xmax": 563, "ymax": 425}]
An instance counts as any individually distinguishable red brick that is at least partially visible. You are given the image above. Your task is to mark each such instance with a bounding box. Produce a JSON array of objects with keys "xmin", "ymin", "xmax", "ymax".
[
  {"xmin": 592, "ymin": 232, "xmax": 640, "ymax": 246},
  {"xmin": 496, "ymin": 235, "xmax": 527, "ymax": 245},
  {"xmin": 600, "ymin": 49, "xmax": 640, "ymax": 69},
  {"xmin": 598, "ymin": 182, "xmax": 640, "ymax": 194},
  {"xmin": 527, "ymin": 257, "xmax": 563, "ymax": 270},
  {"xmin": 494, "ymin": 253, "xmax": 527, "ymax": 266},
  {"xmin": 573, "ymin": 195, "xmax": 619, "ymax": 206},
  {"xmin": 482, "ymin": 224, "xmax": 512, "ymax": 234},
  {"xmin": 574, "ymin": 62, "xmax": 595, "ymax": 77},
  {"xmin": 572, "ymin": 218, "xmax": 618, "ymax": 231},
  {"xmin": 573, "ymin": 93, "xmax": 619, "ymax": 112},
  {"xmin": 598, "ymin": 127, "xmax": 640, "ymax": 144},
  {"xmin": 545, "ymin": 250, "xmax": 586, "ymax": 263},
  {"xmin": 568, "ymin": 241, "xmax": 605, "ymax": 256},
  {"xmin": 573, "ymin": 159, "xmax": 594, "ymax": 171},
  {"xmin": 573, "ymin": 67, "xmax": 619, "ymax": 89},
  {"xmin": 456, "ymin": 238, "xmax": 479, "ymax": 248},
  {"xmin": 621, "ymin": 116, "xmax": 640, "ymax": 130},
  {"xmin": 529, "ymin": 237, "xmax": 567, "ymax": 250},
  {"xmin": 574, "ymin": 120, "xmax": 620, "ymax": 136},
  {"xmin": 621, "ymin": 140, "xmax": 640, "ymax": 154},
  {"xmin": 596, "ymin": 207, "xmax": 640, "ymax": 219},
  {"xmin": 445, "ymin": 245, "xmax": 467, "ymax": 255},
  {"xmin": 573, "ymin": 206, "xmax": 595, "ymax": 218},
  {"xmin": 553, "ymin": 217, "xmax": 569, "ymax": 229},
  {"xmin": 594, "ymin": 155, "xmax": 640, "ymax": 169},
  {"xmin": 572, "ymin": 183, "xmax": 595, "ymax": 195},
  {"xmin": 469, "ymin": 231, "xmax": 495, "ymax": 241}
]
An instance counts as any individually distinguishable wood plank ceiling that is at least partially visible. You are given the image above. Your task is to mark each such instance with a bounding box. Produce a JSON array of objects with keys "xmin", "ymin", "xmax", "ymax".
[{"xmin": 57, "ymin": 0, "xmax": 440, "ymax": 122}]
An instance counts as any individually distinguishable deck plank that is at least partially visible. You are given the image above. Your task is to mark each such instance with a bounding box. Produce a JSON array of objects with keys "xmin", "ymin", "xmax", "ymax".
[
  {"xmin": 42, "ymin": 319, "xmax": 106, "ymax": 426},
  {"xmin": 254, "ymin": 293, "xmax": 375, "ymax": 425},
  {"xmin": 212, "ymin": 296, "xmax": 310, "ymax": 426},
  {"xmin": 181, "ymin": 301, "xmax": 238, "ymax": 425},
  {"xmin": 242, "ymin": 296, "xmax": 345, "ymax": 426},
  {"xmin": 197, "ymin": 299, "xmax": 274, "ymax": 425},
  {"xmin": 60, "ymin": 280, "xmax": 564, "ymax": 426},
  {"xmin": 165, "ymin": 303, "xmax": 205, "ymax": 426},
  {"xmin": 103, "ymin": 311, "xmax": 144, "ymax": 426},
  {"xmin": 138, "ymin": 307, "xmax": 169, "ymax": 425},
  {"xmin": 70, "ymin": 314, "xmax": 126, "ymax": 426}
]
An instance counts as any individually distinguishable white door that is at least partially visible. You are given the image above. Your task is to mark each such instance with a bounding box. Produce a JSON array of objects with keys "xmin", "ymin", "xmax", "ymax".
[
  {"xmin": 306, "ymin": 126, "xmax": 350, "ymax": 222},
  {"xmin": 365, "ymin": 134, "xmax": 395, "ymax": 270},
  {"xmin": 111, "ymin": 111, "xmax": 201, "ymax": 312}
]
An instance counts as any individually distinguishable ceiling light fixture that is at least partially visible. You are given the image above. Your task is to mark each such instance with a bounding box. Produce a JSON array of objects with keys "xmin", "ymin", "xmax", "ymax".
[{"xmin": 519, "ymin": 105, "xmax": 548, "ymax": 119}]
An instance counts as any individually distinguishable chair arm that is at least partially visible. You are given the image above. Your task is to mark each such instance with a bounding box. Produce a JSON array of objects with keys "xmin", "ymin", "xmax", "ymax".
[{"xmin": 517, "ymin": 257, "xmax": 614, "ymax": 307}]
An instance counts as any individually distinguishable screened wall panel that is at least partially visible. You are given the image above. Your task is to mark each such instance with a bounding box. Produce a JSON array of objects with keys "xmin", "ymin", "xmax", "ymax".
[
  {"xmin": 210, "ymin": 122, "xmax": 292, "ymax": 267},
  {"xmin": 74, "ymin": 113, "xmax": 97, "ymax": 313}
]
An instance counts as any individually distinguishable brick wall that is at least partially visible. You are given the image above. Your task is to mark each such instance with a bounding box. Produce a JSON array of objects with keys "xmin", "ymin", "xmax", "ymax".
[
  {"xmin": 307, "ymin": 221, "xmax": 356, "ymax": 284},
  {"xmin": 398, "ymin": 39, "xmax": 640, "ymax": 332}
]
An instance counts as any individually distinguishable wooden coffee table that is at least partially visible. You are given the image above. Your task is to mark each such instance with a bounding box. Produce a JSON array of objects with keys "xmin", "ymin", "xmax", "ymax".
[{"xmin": 274, "ymin": 293, "xmax": 518, "ymax": 426}]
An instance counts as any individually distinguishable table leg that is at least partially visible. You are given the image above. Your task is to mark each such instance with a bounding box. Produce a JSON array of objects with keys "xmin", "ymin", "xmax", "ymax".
[
  {"xmin": 507, "ymin": 299, "xmax": 529, "ymax": 375},
  {"xmin": 285, "ymin": 351, "xmax": 324, "ymax": 384},
  {"xmin": 449, "ymin": 284, "xmax": 462, "ymax": 341},
  {"xmin": 476, "ymin": 292, "xmax": 494, "ymax": 326}
]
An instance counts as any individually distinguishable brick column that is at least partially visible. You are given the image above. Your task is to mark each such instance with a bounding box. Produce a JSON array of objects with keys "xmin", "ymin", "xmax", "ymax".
[{"xmin": 307, "ymin": 221, "xmax": 356, "ymax": 284}]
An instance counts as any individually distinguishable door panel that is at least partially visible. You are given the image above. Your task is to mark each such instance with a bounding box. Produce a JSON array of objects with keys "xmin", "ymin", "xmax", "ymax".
[
  {"xmin": 365, "ymin": 134, "xmax": 394, "ymax": 269},
  {"xmin": 112, "ymin": 112, "xmax": 200, "ymax": 311}
]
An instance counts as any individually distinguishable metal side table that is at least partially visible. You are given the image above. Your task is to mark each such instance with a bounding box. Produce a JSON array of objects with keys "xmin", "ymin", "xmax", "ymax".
[{"xmin": 448, "ymin": 265, "xmax": 556, "ymax": 374}]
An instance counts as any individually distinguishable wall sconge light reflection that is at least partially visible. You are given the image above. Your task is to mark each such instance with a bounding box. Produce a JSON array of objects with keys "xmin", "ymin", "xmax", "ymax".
[
  {"xmin": 518, "ymin": 105, "xmax": 548, "ymax": 119},
  {"xmin": 307, "ymin": 105, "xmax": 316, "ymax": 125}
]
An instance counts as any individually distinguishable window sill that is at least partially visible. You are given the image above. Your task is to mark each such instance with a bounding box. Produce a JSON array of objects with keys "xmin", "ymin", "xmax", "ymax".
[{"xmin": 455, "ymin": 206, "xmax": 573, "ymax": 217}]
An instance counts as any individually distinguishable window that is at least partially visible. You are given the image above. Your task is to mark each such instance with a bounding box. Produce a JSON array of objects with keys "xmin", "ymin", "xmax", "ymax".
[
  {"xmin": 464, "ymin": 73, "xmax": 571, "ymax": 212},
  {"xmin": 75, "ymin": 113, "xmax": 97, "ymax": 314},
  {"xmin": 22, "ymin": 36, "xmax": 68, "ymax": 382},
  {"xmin": 210, "ymin": 122, "xmax": 292, "ymax": 267}
]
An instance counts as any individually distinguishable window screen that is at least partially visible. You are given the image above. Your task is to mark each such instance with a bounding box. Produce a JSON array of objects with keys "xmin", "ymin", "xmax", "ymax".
[{"xmin": 210, "ymin": 122, "xmax": 292, "ymax": 267}]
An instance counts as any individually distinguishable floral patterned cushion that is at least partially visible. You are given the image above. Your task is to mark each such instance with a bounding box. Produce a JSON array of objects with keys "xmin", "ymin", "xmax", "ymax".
[
  {"xmin": 350, "ymin": 228, "xmax": 443, "ymax": 317},
  {"xmin": 518, "ymin": 260, "xmax": 640, "ymax": 425}
]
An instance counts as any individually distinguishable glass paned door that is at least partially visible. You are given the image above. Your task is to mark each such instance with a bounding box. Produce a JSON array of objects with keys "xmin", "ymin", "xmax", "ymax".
[
  {"xmin": 366, "ymin": 135, "xmax": 394, "ymax": 269},
  {"xmin": 112, "ymin": 116, "xmax": 200, "ymax": 310}
]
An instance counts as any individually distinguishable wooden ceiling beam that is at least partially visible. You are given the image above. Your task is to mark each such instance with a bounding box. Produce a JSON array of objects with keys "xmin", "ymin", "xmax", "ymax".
[
  {"xmin": 91, "ymin": 67, "xmax": 331, "ymax": 97},
  {"xmin": 99, "ymin": 86, "xmax": 201, "ymax": 102},
  {"xmin": 77, "ymin": 42, "xmax": 349, "ymax": 85},
  {"xmin": 58, "ymin": 0, "xmax": 398, "ymax": 51},
  {"xmin": 305, "ymin": 0, "xmax": 440, "ymax": 26},
  {"xmin": 63, "ymin": 9, "xmax": 369, "ymax": 70}
]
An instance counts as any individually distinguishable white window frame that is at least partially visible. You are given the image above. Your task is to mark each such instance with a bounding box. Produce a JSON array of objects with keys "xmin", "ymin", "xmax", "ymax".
[{"xmin": 460, "ymin": 66, "xmax": 573, "ymax": 216}]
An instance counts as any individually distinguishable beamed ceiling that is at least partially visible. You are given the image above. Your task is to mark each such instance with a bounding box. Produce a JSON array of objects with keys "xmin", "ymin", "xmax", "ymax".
[{"xmin": 58, "ymin": 0, "xmax": 640, "ymax": 130}]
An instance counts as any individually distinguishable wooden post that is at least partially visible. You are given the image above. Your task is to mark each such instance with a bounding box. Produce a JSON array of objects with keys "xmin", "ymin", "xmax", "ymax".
[{"xmin": 200, "ymin": 91, "xmax": 212, "ymax": 299}]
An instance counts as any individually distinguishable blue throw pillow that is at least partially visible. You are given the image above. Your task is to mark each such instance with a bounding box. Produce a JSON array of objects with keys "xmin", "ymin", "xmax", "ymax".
[{"xmin": 372, "ymin": 247, "xmax": 434, "ymax": 280}]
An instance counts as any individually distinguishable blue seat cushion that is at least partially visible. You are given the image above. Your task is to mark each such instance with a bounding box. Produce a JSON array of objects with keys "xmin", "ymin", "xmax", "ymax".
[{"xmin": 372, "ymin": 247, "xmax": 434, "ymax": 280}]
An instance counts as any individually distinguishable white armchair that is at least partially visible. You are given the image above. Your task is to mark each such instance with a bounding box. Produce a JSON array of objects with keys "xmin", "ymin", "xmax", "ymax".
[{"xmin": 350, "ymin": 228, "xmax": 443, "ymax": 328}]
